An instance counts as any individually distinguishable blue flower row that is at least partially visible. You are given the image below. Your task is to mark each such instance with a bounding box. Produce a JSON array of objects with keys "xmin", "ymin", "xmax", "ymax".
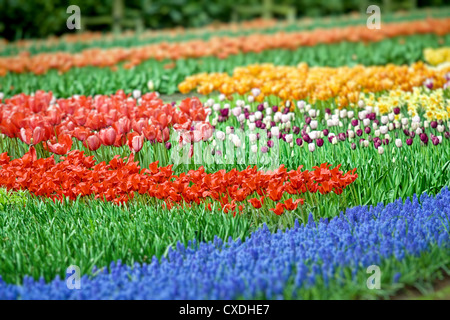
[{"xmin": 1, "ymin": 188, "xmax": 449, "ymax": 299}]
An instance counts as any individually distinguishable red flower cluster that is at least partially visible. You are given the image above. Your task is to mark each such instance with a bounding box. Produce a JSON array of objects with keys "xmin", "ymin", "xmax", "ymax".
[
  {"xmin": 0, "ymin": 90, "xmax": 211, "ymax": 155},
  {"xmin": 0, "ymin": 148, "xmax": 358, "ymax": 213}
]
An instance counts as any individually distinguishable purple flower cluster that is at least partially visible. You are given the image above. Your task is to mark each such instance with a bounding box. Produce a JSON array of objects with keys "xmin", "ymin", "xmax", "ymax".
[{"xmin": 1, "ymin": 188, "xmax": 449, "ymax": 300}]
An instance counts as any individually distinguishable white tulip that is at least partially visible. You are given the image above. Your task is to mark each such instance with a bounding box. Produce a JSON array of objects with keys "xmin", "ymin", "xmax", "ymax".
[{"xmin": 395, "ymin": 139, "xmax": 402, "ymax": 148}]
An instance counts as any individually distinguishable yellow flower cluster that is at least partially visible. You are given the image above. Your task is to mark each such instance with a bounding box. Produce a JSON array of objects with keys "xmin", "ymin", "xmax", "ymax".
[
  {"xmin": 360, "ymin": 88, "xmax": 450, "ymax": 121},
  {"xmin": 178, "ymin": 62, "xmax": 450, "ymax": 108},
  {"xmin": 424, "ymin": 47, "xmax": 450, "ymax": 66}
]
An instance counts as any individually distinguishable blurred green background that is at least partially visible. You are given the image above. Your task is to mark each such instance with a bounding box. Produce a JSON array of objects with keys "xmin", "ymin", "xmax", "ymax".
[{"xmin": 0, "ymin": 0, "xmax": 447, "ymax": 40}]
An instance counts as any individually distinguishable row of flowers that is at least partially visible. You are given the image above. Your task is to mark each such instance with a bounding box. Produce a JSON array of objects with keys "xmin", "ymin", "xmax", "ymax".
[
  {"xmin": 1, "ymin": 187, "xmax": 448, "ymax": 299},
  {"xmin": 208, "ymin": 91, "xmax": 450, "ymax": 156},
  {"xmin": 0, "ymin": 147, "xmax": 357, "ymax": 210},
  {"xmin": 179, "ymin": 62, "xmax": 450, "ymax": 108},
  {"xmin": 1, "ymin": 18, "xmax": 449, "ymax": 75},
  {"xmin": 0, "ymin": 90, "xmax": 211, "ymax": 154}
]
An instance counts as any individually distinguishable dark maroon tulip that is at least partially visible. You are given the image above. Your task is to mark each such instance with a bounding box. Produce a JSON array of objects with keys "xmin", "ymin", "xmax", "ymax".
[
  {"xmin": 165, "ymin": 142, "xmax": 172, "ymax": 150},
  {"xmin": 305, "ymin": 117, "xmax": 311, "ymax": 125},
  {"xmin": 302, "ymin": 134, "xmax": 312, "ymax": 143},
  {"xmin": 220, "ymin": 108, "xmax": 229, "ymax": 117},
  {"xmin": 432, "ymin": 136, "xmax": 439, "ymax": 145},
  {"xmin": 283, "ymin": 108, "xmax": 290, "ymax": 114},
  {"xmin": 338, "ymin": 133, "xmax": 346, "ymax": 141},
  {"xmin": 420, "ymin": 133, "xmax": 428, "ymax": 144},
  {"xmin": 278, "ymin": 133, "xmax": 283, "ymax": 139},
  {"xmin": 245, "ymin": 113, "xmax": 250, "ymax": 119},
  {"xmin": 393, "ymin": 107, "xmax": 400, "ymax": 115},
  {"xmin": 296, "ymin": 138, "xmax": 303, "ymax": 146},
  {"xmin": 272, "ymin": 106, "xmax": 278, "ymax": 112},
  {"xmin": 256, "ymin": 133, "xmax": 260, "ymax": 140},
  {"xmin": 281, "ymin": 134, "xmax": 286, "ymax": 141},
  {"xmin": 403, "ymin": 129, "xmax": 410, "ymax": 136},
  {"xmin": 285, "ymin": 127, "xmax": 291, "ymax": 133},
  {"xmin": 257, "ymin": 104, "xmax": 264, "ymax": 112},
  {"xmin": 255, "ymin": 120, "xmax": 262, "ymax": 128},
  {"xmin": 271, "ymin": 121, "xmax": 276, "ymax": 127},
  {"xmin": 323, "ymin": 129, "xmax": 329, "ymax": 136},
  {"xmin": 351, "ymin": 143, "xmax": 356, "ymax": 150},
  {"xmin": 374, "ymin": 141, "xmax": 381, "ymax": 149},
  {"xmin": 267, "ymin": 140, "xmax": 274, "ymax": 148},
  {"xmin": 261, "ymin": 123, "xmax": 266, "ymax": 129},
  {"xmin": 356, "ymin": 129, "xmax": 363, "ymax": 136},
  {"xmin": 430, "ymin": 121, "xmax": 438, "ymax": 129},
  {"xmin": 410, "ymin": 131, "xmax": 415, "ymax": 138},
  {"xmin": 373, "ymin": 137, "xmax": 381, "ymax": 144},
  {"xmin": 365, "ymin": 127, "xmax": 371, "ymax": 134},
  {"xmin": 367, "ymin": 113, "xmax": 376, "ymax": 120},
  {"xmin": 373, "ymin": 119, "xmax": 380, "ymax": 125},
  {"xmin": 383, "ymin": 138, "xmax": 389, "ymax": 145},
  {"xmin": 317, "ymin": 138, "xmax": 324, "ymax": 147},
  {"xmin": 293, "ymin": 126, "xmax": 300, "ymax": 134},
  {"xmin": 445, "ymin": 132, "xmax": 450, "ymax": 139},
  {"xmin": 351, "ymin": 119, "xmax": 359, "ymax": 127},
  {"xmin": 267, "ymin": 132, "xmax": 272, "ymax": 139},
  {"xmin": 406, "ymin": 138, "xmax": 413, "ymax": 145},
  {"xmin": 325, "ymin": 108, "xmax": 331, "ymax": 114}
]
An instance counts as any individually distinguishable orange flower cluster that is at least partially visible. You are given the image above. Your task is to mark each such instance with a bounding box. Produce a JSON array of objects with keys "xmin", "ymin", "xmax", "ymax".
[
  {"xmin": 0, "ymin": 148, "xmax": 357, "ymax": 213},
  {"xmin": 1, "ymin": 18, "xmax": 449, "ymax": 75},
  {"xmin": 0, "ymin": 90, "xmax": 210, "ymax": 155},
  {"xmin": 179, "ymin": 62, "xmax": 450, "ymax": 107}
]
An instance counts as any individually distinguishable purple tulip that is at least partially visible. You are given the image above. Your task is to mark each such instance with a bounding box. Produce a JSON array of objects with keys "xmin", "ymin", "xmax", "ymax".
[
  {"xmin": 257, "ymin": 104, "xmax": 264, "ymax": 112},
  {"xmin": 410, "ymin": 131, "xmax": 416, "ymax": 138},
  {"xmin": 356, "ymin": 129, "xmax": 363, "ymax": 136},
  {"xmin": 296, "ymin": 138, "xmax": 303, "ymax": 146},
  {"xmin": 373, "ymin": 119, "xmax": 380, "ymax": 125},
  {"xmin": 445, "ymin": 132, "xmax": 450, "ymax": 139},
  {"xmin": 220, "ymin": 108, "xmax": 229, "ymax": 117},
  {"xmin": 338, "ymin": 133, "xmax": 346, "ymax": 141},
  {"xmin": 316, "ymin": 138, "xmax": 324, "ymax": 147},
  {"xmin": 255, "ymin": 120, "xmax": 262, "ymax": 128},
  {"xmin": 283, "ymin": 108, "xmax": 290, "ymax": 114},
  {"xmin": 272, "ymin": 106, "xmax": 278, "ymax": 113},
  {"xmin": 323, "ymin": 129, "xmax": 329, "ymax": 136},
  {"xmin": 165, "ymin": 142, "xmax": 172, "ymax": 150},
  {"xmin": 432, "ymin": 136, "xmax": 439, "ymax": 145},
  {"xmin": 351, "ymin": 119, "xmax": 359, "ymax": 127},
  {"xmin": 293, "ymin": 126, "xmax": 300, "ymax": 135},
  {"xmin": 383, "ymin": 138, "xmax": 389, "ymax": 145},
  {"xmin": 267, "ymin": 140, "xmax": 274, "ymax": 148},
  {"xmin": 420, "ymin": 133, "xmax": 428, "ymax": 144},
  {"xmin": 403, "ymin": 129, "xmax": 410, "ymax": 136},
  {"xmin": 260, "ymin": 123, "xmax": 266, "ymax": 130},
  {"xmin": 365, "ymin": 127, "xmax": 371, "ymax": 134},
  {"xmin": 267, "ymin": 132, "xmax": 272, "ymax": 139},
  {"xmin": 351, "ymin": 143, "xmax": 356, "ymax": 150},
  {"xmin": 271, "ymin": 121, "xmax": 276, "ymax": 127},
  {"xmin": 393, "ymin": 107, "xmax": 400, "ymax": 115},
  {"xmin": 302, "ymin": 134, "xmax": 312, "ymax": 143},
  {"xmin": 325, "ymin": 108, "xmax": 331, "ymax": 114},
  {"xmin": 430, "ymin": 121, "xmax": 438, "ymax": 129},
  {"xmin": 406, "ymin": 138, "xmax": 413, "ymax": 145},
  {"xmin": 305, "ymin": 117, "xmax": 311, "ymax": 125}
]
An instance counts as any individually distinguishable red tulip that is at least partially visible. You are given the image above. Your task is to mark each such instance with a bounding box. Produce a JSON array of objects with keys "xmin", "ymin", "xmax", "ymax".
[
  {"xmin": 84, "ymin": 134, "xmax": 101, "ymax": 151},
  {"xmin": 46, "ymin": 133, "xmax": 73, "ymax": 155},
  {"xmin": 127, "ymin": 132, "xmax": 144, "ymax": 153},
  {"xmin": 99, "ymin": 127, "xmax": 117, "ymax": 146}
]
